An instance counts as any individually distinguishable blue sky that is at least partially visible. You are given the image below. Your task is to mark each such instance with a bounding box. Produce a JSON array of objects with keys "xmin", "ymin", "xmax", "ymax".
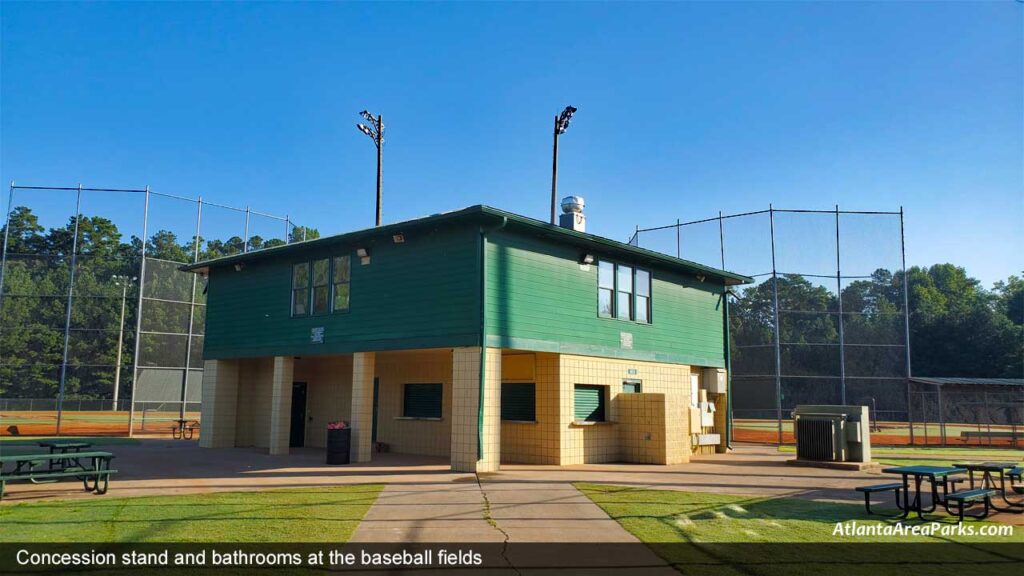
[{"xmin": 1, "ymin": 2, "xmax": 1021, "ymax": 286}]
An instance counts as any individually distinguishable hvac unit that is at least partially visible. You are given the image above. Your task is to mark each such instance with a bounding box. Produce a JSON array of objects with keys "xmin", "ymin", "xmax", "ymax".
[{"xmin": 791, "ymin": 405, "xmax": 872, "ymax": 466}]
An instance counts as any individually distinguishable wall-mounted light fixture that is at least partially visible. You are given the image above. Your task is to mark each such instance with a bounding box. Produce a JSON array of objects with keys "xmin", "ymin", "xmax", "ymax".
[
  {"xmin": 234, "ymin": 263, "xmax": 245, "ymax": 272},
  {"xmin": 392, "ymin": 233, "xmax": 405, "ymax": 244},
  {"xmin": 356, "ymin": 247, "xmax": 371, "ymax": 265},
  {"xmin": 579, "ymin": 253, "xmax": 595, "ymax": 265},
  {"xmin": 696, "ymin": 273, "xmax": 706, "ymax": 283}
]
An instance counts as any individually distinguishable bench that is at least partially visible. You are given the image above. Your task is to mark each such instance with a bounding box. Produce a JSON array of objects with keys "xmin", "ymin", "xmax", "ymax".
[
  {"xmin": 943, "ymin": 488, "xmax": 997, "ymax": 522},
  {"xmin": 172, "ymin": 420, "xmax": 200, "ymax": 440},
  {"xmin": 1010, "ymin": 466, "xmax": 1024, "ymax": 495},
  {"xmin": 0, "ymin": 452, "xmax": 116, "ymax": 501},
  {"xmin": 855, "ymin": 483, "xmax": 903, "ymax": 515}
]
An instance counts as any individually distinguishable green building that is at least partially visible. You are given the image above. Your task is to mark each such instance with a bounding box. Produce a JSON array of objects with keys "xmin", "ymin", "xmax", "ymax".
[{"xmin": 184, "ymin": 204, "xmax": 750, "ymax": 472}]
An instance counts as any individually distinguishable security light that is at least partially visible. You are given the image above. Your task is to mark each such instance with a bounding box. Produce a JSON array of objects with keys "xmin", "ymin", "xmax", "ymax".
[
  {"xmin": 696, "ymin": 273, "xmax": 706, "ymax": 283},
  {"xmin": 579, "ymin": 253, "xmax": 595, "ymax": 265},
  {"xmin": 234, "ymin": 263, "xmax": 245, "ymax": 272},
  {"xmin": 356, "ymin": 247, "xmax": 369, "ymax": 258},
  {"xmin": 393, "ymin": 233, "xmax": 405, "ymax": 244}
]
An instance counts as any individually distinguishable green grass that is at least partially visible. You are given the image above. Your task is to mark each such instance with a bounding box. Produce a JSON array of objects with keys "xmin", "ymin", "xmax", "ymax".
[
  {"xmin": 778, "ymin": 445, "xmax": 1024, "ymax": 467},
  {"xmin": 0, "ymin": 485, "xmax": 383, "ymax": 542},
  {"xmin": 577, "ymin": 483, "xmax": 1022, "ymax": 575}
]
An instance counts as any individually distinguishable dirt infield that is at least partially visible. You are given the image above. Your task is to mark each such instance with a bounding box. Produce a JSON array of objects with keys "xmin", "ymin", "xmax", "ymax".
[
  {"xmin": 1, "ymin": 410, "xmax": 200, "ymax": 438},
  {"xmin": 733, "ymin": 419, "xmax": 1022, "ymax": 447}
]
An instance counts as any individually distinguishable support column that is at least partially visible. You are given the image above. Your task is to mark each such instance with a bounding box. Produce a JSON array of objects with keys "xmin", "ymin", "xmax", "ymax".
[
  {"xmin": 451, "ymin": 347, "xmax": 501, "ymax": 473},
  {"xmin": 199, "ymin": 359, "xmax": 239, "ymax": 448},
  {"xmin": 350, "ymin": 352, "xmax": 375, "ymax": 463},
  {"xmin": 268, "ymin": 356, "xmax": 294, "ymax": 455}
]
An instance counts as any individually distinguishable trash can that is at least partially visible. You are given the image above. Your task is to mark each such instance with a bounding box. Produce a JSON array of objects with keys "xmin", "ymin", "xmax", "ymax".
[{"xmin": 326, "ymin": 428, "xmax": 351, "ymax": 465}]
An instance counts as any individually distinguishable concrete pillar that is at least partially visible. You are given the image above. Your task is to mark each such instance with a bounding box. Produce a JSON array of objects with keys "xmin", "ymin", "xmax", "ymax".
[
  {"xmin": 268, "ymin": 356, "xmax": 294, "ymax": 455},
  {"xmin": 451, "ymin": 347, "xmax": 501, "ymax": 472},
  {"xmin": 199, "ymin": 359, "xmax": 239, "ymax": 448},
  {"xmin": 350, "ymin": 352, "xmax": 375, "ymax": 463}
]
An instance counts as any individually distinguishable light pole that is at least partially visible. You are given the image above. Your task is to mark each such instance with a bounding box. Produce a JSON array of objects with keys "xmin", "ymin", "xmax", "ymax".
[
  {"xmin": 357, "ymin": 110, "xmax": 385, "ymax": 226},
  {"xmin": 111, "ymin": 275, "xmax": 136, "ymax": 411},
  {"xmin": 550, "ymin": 105, "xmax": 578, "ymax": 224}
]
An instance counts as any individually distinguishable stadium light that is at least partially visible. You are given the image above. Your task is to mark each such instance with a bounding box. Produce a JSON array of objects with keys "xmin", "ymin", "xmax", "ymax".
[
  {"xmin": 550, "ymin": 105, "xmax": 578, "ymax": 224},
  {"xmin": 355, "ymin": 110, "xmax": 385, "ymax": 226}
]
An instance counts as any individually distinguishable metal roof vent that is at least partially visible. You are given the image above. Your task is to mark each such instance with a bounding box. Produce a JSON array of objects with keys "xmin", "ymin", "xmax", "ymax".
[{"xmin": 559, "ymin": 195, "xmax": 586, "ymax": 233}]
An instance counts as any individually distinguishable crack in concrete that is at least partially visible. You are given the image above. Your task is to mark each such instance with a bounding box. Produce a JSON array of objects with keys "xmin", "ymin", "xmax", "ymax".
[{"xmin": 474, "ymin": 473, "xmax": 521, "ymax": 576}]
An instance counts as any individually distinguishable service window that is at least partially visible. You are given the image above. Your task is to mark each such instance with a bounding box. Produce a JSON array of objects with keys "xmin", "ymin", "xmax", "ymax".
[
  {"xmin": 622, "ymin": 380, "xmax": 642, "ymax": 393},
  {"xmin": 403, "ymin": 383, "xmax": 443, "ymax": 419},
  {"xmin": 574, "ymin": 384, "xmax": 606, "ymax": 422},
  {"xmin": 291, "ymin": 262, "xmax": 310, "ymax": 316},
  {"xmin": 500, "ymin": 383, "xmax": 536, "ymax": 422},
  {"xmin": 311, "ymin": 259, "xmax": 330, "ymax": 315},
  {"xmin": 332, "ymin": 255, "xmax": 351, "ymax": 312}
]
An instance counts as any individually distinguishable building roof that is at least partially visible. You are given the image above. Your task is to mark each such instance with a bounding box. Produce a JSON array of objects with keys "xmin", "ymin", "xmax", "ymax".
[
  {"xmin": 909, "ymin": 377, "xmax": 1024, "ymax": 388},
  {"xmin": 182, "ymin": 205, "xmax": 754, "ymax": 285}
]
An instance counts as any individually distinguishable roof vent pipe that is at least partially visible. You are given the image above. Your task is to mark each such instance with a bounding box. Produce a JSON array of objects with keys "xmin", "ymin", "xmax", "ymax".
[{"xmin": 559, "ymin": 195, "xmax": 586, "ymax": 233}]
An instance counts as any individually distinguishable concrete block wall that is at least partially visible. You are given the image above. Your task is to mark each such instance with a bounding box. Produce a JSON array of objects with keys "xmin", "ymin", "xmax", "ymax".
[
  {"xmin": 198, "ymin": 359, "xmax": 239, "ymax": 448},
  {"xmin": 375, "ymin": 349, "xmax": 454, "ymax": 457},
  {"xmin": 293, "ymin": 355, "xmax": 354, "ymax": 449},
  {"xmin": 268, "ymin": 356, "xmax": 294, "ymax": 455},
  {"xmin": 500, "ymin": 352, "xmax": 560, "ymax": 464},
  {"xmin": 558, "ymin": 354, "xmax": 691, "ymax": 465},
  {"xmin": 450, "ymin": 347, "xmax": 501, "ymax": 472},
  {"xmin": 234, "ymin": 357, "xmax": 274, "ymax": 448}
]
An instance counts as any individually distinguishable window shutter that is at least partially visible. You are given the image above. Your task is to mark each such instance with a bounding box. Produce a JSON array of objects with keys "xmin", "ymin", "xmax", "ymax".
[
  {"xmin": 574, "ymin": 385, "xmax": 605, "ymax": 422},
  {"xmin": 403, "ymin": 383, "xmax": 443, "ymax": 418},
  {"xmin": 501, "ymin": 383, "xmax": 536, "ymax": 421}
]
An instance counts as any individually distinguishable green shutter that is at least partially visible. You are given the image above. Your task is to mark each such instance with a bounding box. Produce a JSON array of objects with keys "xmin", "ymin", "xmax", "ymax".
[
  {"xmin": 403, "ymin": 383, "xmax": 442, "ymax": 418},
  {"xmin": 622, "ymin": 380, "xmax": 642, "ymax": 393},
  {"xmin": 501, "ymin": 383, "xmax": 536, "ymax": 421},
  {"xmin": 574, "ymin": 384, "xmax": 605, "ymax": 422}
]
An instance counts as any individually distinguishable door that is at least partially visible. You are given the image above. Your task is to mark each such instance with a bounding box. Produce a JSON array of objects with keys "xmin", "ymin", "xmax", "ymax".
[
  {"xmin": 290, "ymin": 382, "xmax": 307, "ymax": 448},
  {"xmin": 372, "ymin": 377, "xmax": 379, "ymax": 442}
]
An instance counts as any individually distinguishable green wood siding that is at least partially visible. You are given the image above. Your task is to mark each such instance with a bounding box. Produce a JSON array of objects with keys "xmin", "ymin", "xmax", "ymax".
[
  {"xmin": 484, "ymin": 231, "xmax": 726, "ymax": 366},
  {"xmin": 500, "ymin": 383, "xmax": 536, "ymax": 421},
  {"xmin": 574, "ymin": 384, "xmax": 605, "ymax": 422},
  {"xmin": 403, "ymin": 383, "xmax": 443, "ymax": 418},
  {"xmin": 203, "ymin": 225, "xmax": 480, "ymax": 359}
]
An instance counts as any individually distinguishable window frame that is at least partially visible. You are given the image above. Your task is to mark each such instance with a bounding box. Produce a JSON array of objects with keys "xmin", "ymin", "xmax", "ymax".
[
  {"xmin": 290, "ymin": 262, "xmax": 311, "ymax": 317},
  {"xmin": 311, "ymin": 258, "xmax": 330, "ymax": 315},
  {"xmin": 500, "ymin": 382, "xmax": 537, "ymax": 422},
  {"xmin": 331, "ymin": 255, "xmax": 351, "ymax": 313},
  {"xmin": 402, "ymin": 383, "xmax": 443, "ymax": 419},
  {"xmin": 596, "ymin": 260, "xmax": 652, "ymax": 325}
]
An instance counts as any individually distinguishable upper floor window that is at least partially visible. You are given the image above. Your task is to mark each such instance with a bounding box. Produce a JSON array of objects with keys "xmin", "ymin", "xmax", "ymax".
[
  {"xmin": 291, "ymin": 263, "xmax": 310, "ymax": 316},
  {"xmin": 597, "ymin": 260, "xmax": 651, "ymax": 324},
  {"xmin": 312, "ymin": 259, "xmax": 330, "ymax": 315},
  {"xmin": 332, "ymin": 255, "xmax": 351, "ymax": 312},
  {"xmin": 291, "ymin": 254, "xmax": 352, "ymax": 317}
]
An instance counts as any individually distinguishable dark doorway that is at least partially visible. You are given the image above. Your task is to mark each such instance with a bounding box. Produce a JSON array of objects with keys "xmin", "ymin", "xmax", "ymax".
[
  {"xmin": 372, "ymin": 377, "xmax": 379, "ymax": 442},
  {"xmin": 290, "ymin": 382, "xmax": 307, "ymax": 448}
]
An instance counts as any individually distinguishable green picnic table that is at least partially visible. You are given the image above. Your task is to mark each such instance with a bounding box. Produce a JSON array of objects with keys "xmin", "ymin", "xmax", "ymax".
[
  {"xmin": 0, "ymin": 450, "xmax": 117, "ymax": 501},
  {"xmin": 952, "ymin": 461, "xmax": 1024, "ymax": 514},
  {"xmin": 881, "ymin": 465, "xmax": 965, "ymax": 520},
  {"xmin": 37, "ymin": 440, "xmax": 92, "ymax": 472}
]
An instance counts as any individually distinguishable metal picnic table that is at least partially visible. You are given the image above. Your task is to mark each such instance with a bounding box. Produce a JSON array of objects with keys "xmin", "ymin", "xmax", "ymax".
[
  {"xmin": 37, "ymin": 440, "xmax": 92, "ymax": 472},
  {"xmin": 0, "ymin": 450, "xmax": 116, "ymax": 500},
  {"xmin": 882, "ymin": 465, "xmax": 964, "ymax": 520},
  {"xmin": 952, "ymin": 461, "xmax": 1024, "ymax": 513}
]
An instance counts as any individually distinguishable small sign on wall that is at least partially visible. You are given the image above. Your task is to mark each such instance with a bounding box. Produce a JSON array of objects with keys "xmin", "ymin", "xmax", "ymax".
[
  {"xmin": 311, "ymin": 326, "xmax": 325, "ymax": 344},
  {"xmin": 620, "ymin": 332, "xmax": 633, "ymax": 350}
]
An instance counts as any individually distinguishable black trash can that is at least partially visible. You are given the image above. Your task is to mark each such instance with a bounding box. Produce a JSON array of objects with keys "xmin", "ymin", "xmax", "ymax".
[{"xmin": 326, "ymin": 428, "xmax": 351, "ymax": 465}]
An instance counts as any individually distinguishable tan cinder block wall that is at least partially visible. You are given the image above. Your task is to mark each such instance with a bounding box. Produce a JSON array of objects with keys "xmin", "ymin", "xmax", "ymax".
[
  {"xmin": 234, "ymin": 357, "xmax": 274, "ymax": 448},
  {"xmin": 500, "ymin": 352, "xmax": 560, "ymax": 464},
  {"xmin": 199, "ymin": 359, "xmax": 239, "ymax": 448},
  {"xmin": 559, "ymin": 354, "xmax": 691, "ymax": 465},
  {"xmin": 268, "ymin": 356, "xmax": 295, "ymax": 455},
  {"xmin": 450, "ymin": 347, "xmax": 501, "ymax": 472},
  {"xmin": 374, "ymin": 349, "xmax": 453, "ymax": 457},
  {"xmin": 350, "ymin": 352, "xmax": 375, "ymax": 463},
  {"xmin": 294, "ymin": 355, "xmax": 353, "ymax": 449}
]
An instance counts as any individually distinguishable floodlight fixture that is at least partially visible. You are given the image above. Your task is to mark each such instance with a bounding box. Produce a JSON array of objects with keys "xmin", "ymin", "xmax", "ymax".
[
  {"xmin": 550, "ymin": 105, "xmax": 579, "ymax": 224},
  {"xmin": 355, "ymin": 109, "xmax": 385, "ymax": 226}
]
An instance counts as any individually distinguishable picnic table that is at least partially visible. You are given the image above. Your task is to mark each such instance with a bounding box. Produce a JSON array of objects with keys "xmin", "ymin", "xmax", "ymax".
[
  {"xmin": 171, "ymin": 419, "xmax": 199, "ymax": 440},
  {"xmin": 0, "ymin": 450, "xmax": 116, "ymax": 501},
  {"xmin": 952, "ymin": 461, "xmax": 1024, "ymax": 514},
  {"xmin": 881, "ymin": 465, "xmax": 964, "ymax": 520},
  {"xmin": 37, "ymin": 440, "xmax": 92, "ymax": 472}
]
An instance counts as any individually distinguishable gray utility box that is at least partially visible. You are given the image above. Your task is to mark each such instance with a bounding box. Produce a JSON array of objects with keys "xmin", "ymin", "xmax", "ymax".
[
  {"xmin": 792, "ymin": 405, "xmax": 871, "ymax": 464},
  {"xmin": 702, "ymin": 368, "xmax": 727, "ymax": 395}
]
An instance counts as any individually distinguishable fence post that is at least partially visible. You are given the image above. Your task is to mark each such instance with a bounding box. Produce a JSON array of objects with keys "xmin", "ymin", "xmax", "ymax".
[
  {"xmin": 835, "ymin": 205, "xmax": 846, "ymax": 405},
  {"xmin": 769, "ymin": 204, "xmax": 783, "ymax": 445},
  {"xmin": 0, "ymin": 182, "xmax": 14, "ymax": 339},
  {"xmin": 243, "ymin": 206, "xmax": 251, "ymax": 253},
  {"xmin": 55, "ymin": 184, "xmax": 84, "ymax": 436},
  {"xmin": 127, "ymin": 186, "xmax": 150, "ymax": 437},
  {"xmin": 180, "ymin": 197, "xmax": 202, "ymax": 421},
  {"xmin": 900, "ymin": 207, "xmax": 913, "ymax": 445}
]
